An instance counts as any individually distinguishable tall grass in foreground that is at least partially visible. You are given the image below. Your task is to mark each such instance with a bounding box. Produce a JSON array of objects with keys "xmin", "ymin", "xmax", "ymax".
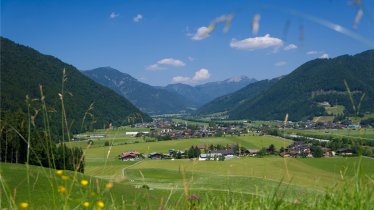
[
  {"xmin": 1, "ymin": 70, "xmax": 373, "ymax": 209},
  {"xmin": 1, "ymin": 159, "xmax": 373, "ymax": 209}
]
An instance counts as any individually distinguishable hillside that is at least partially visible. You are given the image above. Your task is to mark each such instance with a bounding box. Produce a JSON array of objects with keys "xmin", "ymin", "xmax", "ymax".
[
  {"xmin": 165, "ymin": 76, "xmax": 256, "ymax": 106},
  {"xmin": 83, "ymin": 67, "xmax": 193, "ymax": 114},
  {"xmin": 197, "ymin": 78, "xmax": 279, "ymax": 115},
  {"xmin": 228, "ymin": 50, "xmax": 374, "ymax": 121},
  {"xmin": 0, "ymin": 37, "xmax": 151, "ymax": 134}
]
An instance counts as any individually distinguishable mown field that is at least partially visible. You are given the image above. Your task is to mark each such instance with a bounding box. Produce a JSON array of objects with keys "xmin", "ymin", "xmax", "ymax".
[
  {"xmin": 79, "ymin": 135, "xmax": 373, "ymax": 196},
  {"xmin": 286, "ymin": 128, "xmax": 374, "ymax": 141}
]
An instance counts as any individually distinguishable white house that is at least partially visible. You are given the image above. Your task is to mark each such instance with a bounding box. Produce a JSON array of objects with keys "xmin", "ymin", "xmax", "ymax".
[{"xmin": 125, "ymin": 132, "xmax": 149, "ymax": 136}]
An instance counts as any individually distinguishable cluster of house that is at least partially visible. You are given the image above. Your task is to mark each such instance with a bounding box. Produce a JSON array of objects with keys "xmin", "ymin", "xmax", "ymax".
[
  {"xmin": 279, "ymin": 120, "xmax": 364, "ymax": 130},
  {"xmin": 125, "ymin": 119, "xmax": 249, "ymax": 139},
  {"xmin": 280, "ymin": 141, "xmax": 353, "ymax": 158},
  {"xmin": 118, "ymin": 145, "xmax": 261, "ymax": 161}
]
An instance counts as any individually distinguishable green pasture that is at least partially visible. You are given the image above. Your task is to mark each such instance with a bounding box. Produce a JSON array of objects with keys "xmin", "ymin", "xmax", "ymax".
[
  {"xmin": 123, "ymin": 157, "xmax": 374, "ymax": 191},
  {"xmin": 78, "ymin": 126, "xmax": 152, "ymax": 135},
  {"xmin": 171, "ymin": 118, "xmax": 209, "ymax": 126},
  {"xmin": 66, "ymin": 127, "xmax": 156, "ymax": 148},
  {"xmin": 312, "ymin": 116, "xmax": 335, "ymax": 123},
  {"xmin": 2, "ymin": 132, "xmax": 374, "ymax": 209},
  {"xmin": 81, "ymin": 135, "xmax": 292, "ymax": 159},
  {"xmin": 66, "ymin": 135, "xmax": 143, "ymax": 148},
  {"xmin": 325, "ymin": 105, "xmax": 345, "ymax": 115},
  {"xmin": 287, "ymin": 128, "xmax": 374, "ymax": 141},
  {"xmin": 0, "ymin": 163, "xmax": 173, "ymax": 209},
  {"xmin": 81, "ymin": 135, "xmax": 292, "ymax": 178},
  {"xmin": 80, "ymin": 135, "xmax": 373, "ymax": 198}
]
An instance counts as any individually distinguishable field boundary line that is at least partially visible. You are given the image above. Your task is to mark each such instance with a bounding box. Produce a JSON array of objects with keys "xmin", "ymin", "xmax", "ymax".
[{"xmin": 122, "ymin": 161, "xmax": 144, "ymax": 176}]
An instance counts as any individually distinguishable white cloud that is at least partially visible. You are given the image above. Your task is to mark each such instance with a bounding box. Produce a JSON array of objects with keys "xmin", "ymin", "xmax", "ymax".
[
  {"xmin": 319, "ymin": 53, "xmax": 329, "ymax": 59},
  {"xmin": 172, "ymin": 76, "xmax": 191, "ymax": 83},
  {"xmin": 230, "ymin": 34, "xmax": 283, "ymax": 50},
  {"xmin": 193, "ymin": 68, "xmax": 210, "ymax": 81},
  {"xmin": 306, "ymin": 50, "xmax": 320, "ymax": 55},
  {"xmin": 284, "ymin": 44, "xmax": 298, "ymax": 51},
  {"xmin": 110, "ymin": 12, "xmax": 119, "ymax": 19},
  {"xmin": 133, "ymin": 14, "xmax": 143, "ymax": 22},
  {"xmin": 147, "ymin": 58, "xmax": 185, "ymax": 71},
  {"xmin": 172, "ymin": 68, "xmax": 211, "ymax": 84},
  {"xmin": 191, "ymin": 26, "xmax": 211, "ymax": 40},
  {"xmin": 146, "ymin": 64, "xmax": 165, "ymax": 71},
  {"xmin": 306, "ymin": 50, "xmax": 329, "ymax": 59},
  {"xmin": 274, "ymin": 61, "xmax": 287, "ymax": 67},
  {"xmin": 157, "ymin": 58, "xmax": 185, "ymax": 67}
]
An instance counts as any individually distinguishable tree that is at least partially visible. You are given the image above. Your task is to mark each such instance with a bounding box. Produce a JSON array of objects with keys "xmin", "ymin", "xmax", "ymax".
[
  {"xmin": 194, "ymin": 146, "xmax": 201, "ymax": 158},
  {"xmin": 257, "ymin": 148, "xmax": 267, "ymax": 157},
  {"xmin": 215, "ymin": 130, "xmax": 223, "ymax": 137},
  {"xmin": 311, "ymin": 146, "xmax": 323, "ymax": 158},
  {"xmin": 218, "ymin": 155, "xmax": 225, "ymax": 161},
  {"xmin": 267, "ymin": 144, "xmax": 275, "ymax": 155},
  {"xmin": 176, "ymin": 152, "xmax": 182, "ymax": 159}
]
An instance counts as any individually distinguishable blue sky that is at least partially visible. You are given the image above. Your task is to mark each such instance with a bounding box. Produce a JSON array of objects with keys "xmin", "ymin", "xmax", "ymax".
[{"xmin": 2, "ymin": 0, "xmax": 374, "ymax": 86}]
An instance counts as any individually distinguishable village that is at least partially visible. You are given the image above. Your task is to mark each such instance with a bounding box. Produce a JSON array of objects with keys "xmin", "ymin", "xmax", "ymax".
[{"xmin": 74, "ymin": 118, "xmax": 368, "ymax": 162}]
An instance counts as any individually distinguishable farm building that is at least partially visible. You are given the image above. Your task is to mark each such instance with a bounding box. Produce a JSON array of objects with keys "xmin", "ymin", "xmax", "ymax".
[{"xmin": 119, "ymin": 151, "xmax": 143, "ymax": 161}]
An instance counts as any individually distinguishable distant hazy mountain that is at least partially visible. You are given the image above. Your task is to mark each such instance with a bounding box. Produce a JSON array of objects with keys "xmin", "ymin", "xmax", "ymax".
[
  {"xmin": 84, "ymin": 68, "xmax": 256, "ymax": 114},
  {"xmin": 83, "ymin": 67, "xmax": 193, "ymax": 114},
  {"xmin": 0, "ymin": 37, "xmax": 150, "ymax": 134},
  {"xmin": 199, "ymin": 50, "xmax": 374, "ymax": 121},
  {"xmin": 165, "ymin": 76, "xmax": 257, "ymax": 106}
]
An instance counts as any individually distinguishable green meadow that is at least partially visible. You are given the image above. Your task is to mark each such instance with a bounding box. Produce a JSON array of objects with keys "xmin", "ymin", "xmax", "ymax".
[
  {"xmin": 2, "ymin": 134, "xmax": 374, "ymax": 209},
  {"xmin": 286, "ymin": 128, "xmax": 374, "ymax": 141},
  {"xmin": 79, "ymin": 134, "xmax": 373, "ymax": 197}
]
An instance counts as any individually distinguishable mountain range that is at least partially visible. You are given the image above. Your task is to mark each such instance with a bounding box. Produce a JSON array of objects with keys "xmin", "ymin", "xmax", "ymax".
[
  {"xmin": 84, "ymin": 67, "xmax": 256, "ymax": 114},
  {"xmin": 0, "ymin": 37, "xmax": 150, "ymax": 135},
  {"xmin": 2, "ymin": 37, "xmax": 373, "ymax": 123},
  {"xmin": 83, "ymin": 67, "xmax": 192, "ymax": 114},
  {"xmin": 199, "ymin": 50, "xmax": 374, "ymax": 121}
]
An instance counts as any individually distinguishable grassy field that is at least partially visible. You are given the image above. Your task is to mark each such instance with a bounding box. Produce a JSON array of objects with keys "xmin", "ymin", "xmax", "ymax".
[
  {"xmin": 0, "ymin": 163, "xmax": 175, "ymax": 209},
  {"xmin": 325, "ymin": 105, "xmax": 345, "ymax": 115},
  {"xmin": 2, "ymin": 133, "xmax": 374, "ymax": 209},
  {"xmin": 286, "ymin": 128, "xmax": 374, "ymax": 141},
  {"xmin": 79, "ymin": 135, "xmax": 373, "ymax": 195},
  {"xmin": 312, "ymin": 116, "xmax": 335, "ymax": 123},
  {"xmin": 80, "ymin": 135, "xmax": 292, "ymax": 163},
  {"xmin": 80, "ymin": 135, "xmax": 292, "ymax": 178},
  {"xmin": 66, "ymin": 127, "xmax": 155, "ymax": 148},
  {"xmin": 171, "ymin": 118, "xmax": 209, "ymax": 126}
]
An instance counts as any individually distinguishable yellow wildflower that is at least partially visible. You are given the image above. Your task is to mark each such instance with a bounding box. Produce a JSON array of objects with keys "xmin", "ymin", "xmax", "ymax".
[
  {"xmin": 105, "ymin": 182, "xmax": 113, "ymax": 189},
  {"xmin": 61, "ymin": 175, "xmax": 69, "ymax": 181},
  {"xmin": 58, "ymin": 185, "xmax": 66, "ymax": 193},
  {"xmin": 83, "ymin": 201, "xmax": 90, "ymax": 207},
  {"xmin": 80, "ymin": 179, "xmax": 89, "ymax": 186},
  {"xmin": 20, "ymin": 202, "xmax": 29, "ymax": 209},
  {"xmin": 97, "ymin": 200, "xmax": 105, "ymax": 208},
  {"xmin": 56, "ymin": 170, "xmax": 63, "ymax": 176}
]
